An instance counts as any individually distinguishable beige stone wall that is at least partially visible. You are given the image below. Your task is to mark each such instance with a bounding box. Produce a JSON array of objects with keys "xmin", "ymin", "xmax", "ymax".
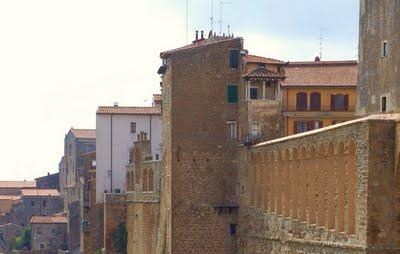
[
  {"xmin": 238, "ymin": 116, "xmax": 400, "ymax": 254},
  {"xmin": 103, "ymin": 194, "xmax": 126, "ymax": 254}
]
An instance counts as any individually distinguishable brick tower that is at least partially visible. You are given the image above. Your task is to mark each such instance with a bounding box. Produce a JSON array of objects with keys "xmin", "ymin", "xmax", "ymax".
[
  {"xmin": 357, "ymin": 0, "xmax": 400, "ymax": 115},
  {"xmin": 158, "ymin": 33, "xmax": 243, "ymax": 253}
]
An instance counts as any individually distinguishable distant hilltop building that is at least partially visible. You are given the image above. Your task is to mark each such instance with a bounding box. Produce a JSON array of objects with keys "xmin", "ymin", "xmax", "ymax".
[{"xmin": 95, "ymin": 98, "xmax": 162, "ymax": 203}]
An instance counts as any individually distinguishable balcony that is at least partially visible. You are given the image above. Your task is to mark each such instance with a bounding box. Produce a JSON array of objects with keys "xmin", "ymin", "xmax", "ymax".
[{"xmin": 283, "ymin": 104, "xmax": 355, "ymax": 117}]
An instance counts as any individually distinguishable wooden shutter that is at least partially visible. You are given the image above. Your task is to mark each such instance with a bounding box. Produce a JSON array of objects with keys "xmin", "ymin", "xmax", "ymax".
[
  {"xmin": 344, "ymin": 95, "xmax": 349, "ymax": 111},
  {"xmin": 331, "ymin": 95, "xmax": 335, "ymax": 111},
  {"xmin": 307, "ymin": 121, "xmax": 314, "ymax": 131},
  {"xmin": 319, "ymin": 121, "xmax": 323, "ymax": 128},
  {"xmin": 293, "ymin": 121, "xmax": 298, "ymax": 134}
]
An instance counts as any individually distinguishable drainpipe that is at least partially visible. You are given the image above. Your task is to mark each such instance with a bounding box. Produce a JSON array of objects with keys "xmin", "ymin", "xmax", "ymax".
[
  {"xmin": 150, "ymin": 115, "xmax": 152, "ymax": 155},
  {"xmin": 110, "ymin": 114, "xmax": 113, "ymax": 193}
]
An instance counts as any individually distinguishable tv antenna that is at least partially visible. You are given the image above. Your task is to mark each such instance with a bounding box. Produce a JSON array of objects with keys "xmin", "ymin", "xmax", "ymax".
[
  {"xmin": 186, "ymin": 0, "xmax": 189, "ymax": 44},
  {"xmin": 219, "ymin": 1, "xmax": 232, "ymax": 35},
  {"xmin": 210, "ymin": 0, "xmax": 214, "ymax": 32},
  {"xmin": 319, "ymin": 25, "xmax": 326, "ymax": 59}
]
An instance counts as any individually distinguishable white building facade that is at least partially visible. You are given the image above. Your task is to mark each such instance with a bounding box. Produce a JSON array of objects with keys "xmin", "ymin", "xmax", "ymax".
[{"xmin": 95, "ymin": 102, "xmax": 162, "ymax": 203}]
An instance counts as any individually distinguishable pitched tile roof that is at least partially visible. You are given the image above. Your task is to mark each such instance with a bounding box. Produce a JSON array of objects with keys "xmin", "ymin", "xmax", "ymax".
[
  {"xmin": 71, "ymin": 129, "xmax": 96, "ymax": 139},
  {"xmin": 30, "ymin": 215, "xmax": 67, "ymax": 224},
  {"xmin": 0, "ymin": 181, "xmax": 36, "ymax": 189},
  {"xmin": 161, "ymin": 36, "xmax": 240, "ymax": 58},
  {"xmin": 0, "ymin": 195, "xmax": 21, "ymax": 200},
  {"xmin": 97, "ymin": 106, "xmax": 161, "ymax": 115},
  {"xmin": 242, "ymin": 68, "xmax": 285, "ymax": 81},
  {"xmin": 20, "ymin": 189, "xmax": 60, "ymax": 197},
  {"xmin": 153, "ymin": 94, "xmax": 162, "ymax": 102},
  {"xmin": 243, "ymin": 55, "xmax": 284, "ymax": 65},
  {"xmin": 282, "ymin": 60, "xmax": 358, "ymax": 87}
]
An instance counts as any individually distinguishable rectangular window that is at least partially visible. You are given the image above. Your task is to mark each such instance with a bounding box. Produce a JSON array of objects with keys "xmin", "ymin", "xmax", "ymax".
[
  {"xmin": 250, "ymin": 87, "xmax": 258, "ymax": 100},
  {"xmin": 382, "ymin": 41, "xmax": 388, "ymax": 57},
  {"xmin": 40, "ymin": 243, "xmax": 45, "ymax": 249},
  {"xmin": 259, "ymin": 63, "xmax": 266, "ymax": 69},
  {"xmin": 227, "ymin": 121, "xmax": 237, "ymax": 140},
  {"xmin": 31, "ymin": 201, "xmax": 35, "ymax": 206},
  {"xmin": 252, "ymin": 122, "xmax": 261, "ymax": 136},
  {"xmin": 42, "ymin": 200, "xmax": 47, "ymax": 207},
  {"xmin": 227, "ymin": 85, "xmax": 238, "ymax": 103},
  {"xmin": 295, "ymin": 121, "xmax": 308, "ymax": 134},
  {"xmin": 230, "ymin": 224, "xmax": 237, "ymax": 236},
  {"xmin": 382, "ymin": 96, "xmax": 387, "ymax": 112},
  {"xmin": 130, "ymin": 122, "xmax": 136, "ymax": 133},
  {"xmin": 230, "ymin": 49, "xmax": 239, "ymax": 69}
]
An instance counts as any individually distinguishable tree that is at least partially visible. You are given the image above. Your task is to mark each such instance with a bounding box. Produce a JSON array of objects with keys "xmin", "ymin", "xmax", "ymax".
[{"xmin": 10, "ymin": 226, "xmax": 31, "ymax": 250}]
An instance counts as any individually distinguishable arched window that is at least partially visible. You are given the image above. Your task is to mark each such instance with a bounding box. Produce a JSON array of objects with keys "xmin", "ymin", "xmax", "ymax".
[
  {"xmin": 331, "ymin": 94, "xmax": 349, "ymax": 111},
  {"xmin": 310, "ymin": 92, "xmax": 321, "ymax": 111},
  {"xmin": 296, "ymin": 92, "xmax": 308, "ymax": 111}
]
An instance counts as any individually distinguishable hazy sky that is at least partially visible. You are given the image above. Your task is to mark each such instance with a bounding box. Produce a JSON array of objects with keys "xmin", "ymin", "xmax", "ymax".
[{"xmin": 0, "ymin": 0, "xmax": 359, "ymax": 180}]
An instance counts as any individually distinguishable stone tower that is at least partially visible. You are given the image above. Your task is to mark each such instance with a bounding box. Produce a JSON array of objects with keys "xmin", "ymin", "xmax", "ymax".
[
  {"xmin": 357, "ymin": 0, "xmax": 400, "ymax": 115},
  {"xmin": 158, "ymin": 35, "xmax": 243, "ymax": 253}
]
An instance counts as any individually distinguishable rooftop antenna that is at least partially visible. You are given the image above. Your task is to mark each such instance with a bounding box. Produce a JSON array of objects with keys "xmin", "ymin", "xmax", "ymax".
[
  {"xmin": 219, "ymin": 1, "xmax": 232, "ymax": 35},
  {"xmin": 227, "ymin": 25, "xmax": 230, "ymax": 35},
  {"xmin": 210, "ymin": 0, "xmax": 214, "ymax": 32},
  {"xmin": 186, "ymin": 0, "xmax": 189, "ymax": 44},
  {"xmin": 319, "ymin": 25, "xmax": 326, "ymax": 59}
]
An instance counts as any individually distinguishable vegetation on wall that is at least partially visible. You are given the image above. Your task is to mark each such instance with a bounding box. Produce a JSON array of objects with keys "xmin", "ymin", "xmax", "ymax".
[
  {"xmin": 10, "ymin": 226, "xmax": 31, "ymax": 250},
  {"xmin": 111, "ymin": 221, "xmax": 127, "ymax": 254}
]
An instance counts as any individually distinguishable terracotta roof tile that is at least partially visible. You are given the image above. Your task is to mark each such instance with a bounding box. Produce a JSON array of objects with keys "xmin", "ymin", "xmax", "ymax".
[
  {"xmin": 71, "ymin": 129, "xmax": 96, "ymax": 139},
  {"xmin": 282, "ymin": 60, "xmax": 358, "ymax": 87},
  {"xmin": 0, "ymin": 181, "xmax": 36, "ymax": 189},
  {"xmin": 161, "ymin": 36, "xmax": 240, "ymax": 58},
  {"xmin": 0, "ymin": 195, "xmax": 21, "ymax": 200},
  {"xmin": 243, "ymin": 55, "xmax": 284, "ymax": 64},
  {"xmin": 21, "ymin": 189, "xmax": 60, "ymax": 197},
  {"xmin": 30, "ymin": 215, "xmax": 67, "ymax": 224},
  {"xmin": 97, "ymin": 106, "xmax": 161, "ymax": 115},
  {"xmin": 153, "ymin": 94, "xmax": 162, "ymax": 101},
  {"xmin": 243, "ymin": 68, "xmax": 285, "ymax": 80}
]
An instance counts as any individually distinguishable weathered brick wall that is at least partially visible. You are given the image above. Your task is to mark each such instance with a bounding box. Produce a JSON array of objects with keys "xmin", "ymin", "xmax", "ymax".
[
  {"xmin": 238, "ymin": 116, "xmax": 400, "ymax": 254},
  {"xmin": 160, "ymin": 37, "xmax": 243, "ymax": 254},
  {"xmin": 103, "ymin": 193, "xmax": 126, "ymax": 254}
]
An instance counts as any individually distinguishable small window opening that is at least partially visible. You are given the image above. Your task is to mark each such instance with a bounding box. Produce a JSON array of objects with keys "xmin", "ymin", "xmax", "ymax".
[
  {"xmin": 230, "ymin": 224, "xmax": 237, "ymax": 236},
  {"xmin": 382, "ymin": 96, "xmax": 387, "ymax": 112},
  {"xmin": 382, "ymin": 41, "xmax": 388, "ymax": 57}
]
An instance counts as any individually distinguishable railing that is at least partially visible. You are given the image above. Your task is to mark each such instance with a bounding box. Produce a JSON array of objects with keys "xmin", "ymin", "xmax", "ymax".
[
  {"xmin": 243, "ymin": 133, "xmax": 266, "ymax": 147},
  {"xmin": 283, "ymin": 104, "xmax": 356, "ymax": 112}
]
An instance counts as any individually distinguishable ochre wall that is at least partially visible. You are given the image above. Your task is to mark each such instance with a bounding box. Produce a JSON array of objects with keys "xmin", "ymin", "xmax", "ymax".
[{"xmin": 238, "ymin": 117, "xmax": 400, "ymax": 254}]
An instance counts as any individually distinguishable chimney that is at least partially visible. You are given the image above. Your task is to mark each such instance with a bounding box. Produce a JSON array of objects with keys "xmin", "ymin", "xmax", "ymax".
[
  {"xmin": 314, "ymin": 56, "xmax": 321, "ymax": 62},
  {"xmin": 201, "ymin": 30, "xmax": 204, "ymax": 39},
  {"xmin": 113, "ymin": 102, "xmax": 119, "ymax": 107},
  {"xmin": 195, "ymin": 30, "xmax": 199, "ymax": 41}
]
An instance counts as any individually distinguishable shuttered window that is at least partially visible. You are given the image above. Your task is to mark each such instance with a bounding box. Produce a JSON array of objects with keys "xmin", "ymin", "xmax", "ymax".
[
  {"xmin": 296, "ymin": 92, "xmax": 308, "ymax": 111},
  {"xmin": 227, "ymin": 85, "xmax": 238, "ymax": 103},
  {"xmin": 230, "ymin": 49, "xmax": 239, "ymax": 69}
]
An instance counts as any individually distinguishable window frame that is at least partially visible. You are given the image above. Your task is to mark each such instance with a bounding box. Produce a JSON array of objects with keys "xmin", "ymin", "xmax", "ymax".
[
  {"xmin": 229, "ymin": 49, "xmax": 239, "ymax": 69},
  {"xmin": 310, "ymin": 92, "xmax": 321, "ymax": 111},
  {"xmin": 296, "ymin": 92, "xmax": 308, "ymax": 111},
  {"xmin": 130, "ymin": 122, "xmax": 136, "ymax": 134},
  {"xmin": 227, "ymin": 85, "xmax": 238, "ymax": 104},
  {"xmin": 250, "ymin": 87, "xmax": 258, "ymax": 100},
  {"xmin": 227, "ymin": 121, "xmax": 237, "ymax": 140}
]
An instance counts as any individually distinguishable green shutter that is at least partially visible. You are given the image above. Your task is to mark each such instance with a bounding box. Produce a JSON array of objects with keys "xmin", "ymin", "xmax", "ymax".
[{"xmin": 227, "ymin": 85, "xmax": 238, "ymax": 103}]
